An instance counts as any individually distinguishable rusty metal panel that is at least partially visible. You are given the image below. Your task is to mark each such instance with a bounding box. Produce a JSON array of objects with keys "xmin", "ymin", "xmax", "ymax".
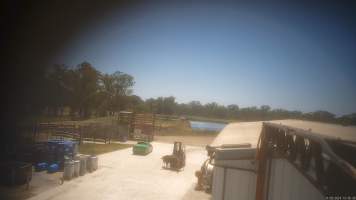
[{"xmin": 268, "ymin": 159, "xmax": 324, "ymax": 200}]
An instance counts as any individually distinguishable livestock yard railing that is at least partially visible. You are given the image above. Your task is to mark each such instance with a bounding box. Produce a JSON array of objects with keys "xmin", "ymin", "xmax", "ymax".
[
  {"xmin": 34, "ymin": 123, "xmax": 81, "ymax": 142},
  {"xmin": 132, "ymin": 113, "xmax": 155, "ymax": 141},
  {"xmin": 118, "ymin": 112, "xmax": 156, "ymax": 141},
  {"xmin": 33, "ymin": 123, "xmax": 116, "ymax": 144},
  {"xmin": 256, "ymin": 122, "xmax": 356, "ymax": 199}
]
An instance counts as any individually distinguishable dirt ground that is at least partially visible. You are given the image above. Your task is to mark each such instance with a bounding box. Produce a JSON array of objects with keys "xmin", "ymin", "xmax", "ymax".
[{"xmin": 6, "ymin": 142, "xmax": 211, "ymax": 200}]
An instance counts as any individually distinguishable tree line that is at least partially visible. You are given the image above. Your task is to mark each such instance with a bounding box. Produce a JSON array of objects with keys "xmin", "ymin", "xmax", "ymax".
[
  {"xmin": 44, "ymin": 62, "xmax": 356, "ymax": 126},
  {"xmin": 136, "ymin": 97, "xmax": 356, "ymax": 125},
  {"xmin": 44, "ymin": 62, "xmax": 135, "ymax": 118}
]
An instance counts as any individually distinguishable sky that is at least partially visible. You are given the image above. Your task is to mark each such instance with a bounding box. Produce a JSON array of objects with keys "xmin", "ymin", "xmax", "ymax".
[{"xmin": 53, "ymin": 2, "xmax": 356, "ymax": 115}]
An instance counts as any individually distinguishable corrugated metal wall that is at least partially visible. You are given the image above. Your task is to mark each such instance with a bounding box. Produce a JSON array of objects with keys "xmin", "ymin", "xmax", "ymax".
[{"xmin": 267, "ymin": 159, "xmax": 324, "ymax": 200}]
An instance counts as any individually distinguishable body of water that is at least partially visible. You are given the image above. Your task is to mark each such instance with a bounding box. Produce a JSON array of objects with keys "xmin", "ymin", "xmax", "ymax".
[{"xmin": 189, "ymin": 120, "xmax": 226, "ymax": 132}]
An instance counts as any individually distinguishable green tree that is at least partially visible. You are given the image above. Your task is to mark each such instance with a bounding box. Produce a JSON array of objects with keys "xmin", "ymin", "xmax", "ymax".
[
  {"xmin": 227, "ymin": 104, "xmax": 239, "ymax": 118},
  {"xmin": 73, "ymin": 62, "xmax": 100, "ymax": 118},
  {"xmin": 304, "ymin": 110, "xmax": 335, "ymax": 122},
  {"xmin": 98, "ymin": 71, "xmax": 135, "ymax": 114},
  {"xmin": 44, "ymin": 64, "xmax": 71, "ymax": 116}
]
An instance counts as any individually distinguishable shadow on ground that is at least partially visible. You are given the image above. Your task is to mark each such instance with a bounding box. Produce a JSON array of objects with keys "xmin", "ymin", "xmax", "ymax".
[{"xmin": 182, "ymin": 183, "xmax": 212, "ymax": 200}]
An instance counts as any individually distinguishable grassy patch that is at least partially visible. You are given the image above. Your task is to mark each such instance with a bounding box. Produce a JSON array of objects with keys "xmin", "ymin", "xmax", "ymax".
[{"xmin": 79, "ymin": 143, "xmax": 133, "ymax": 155}]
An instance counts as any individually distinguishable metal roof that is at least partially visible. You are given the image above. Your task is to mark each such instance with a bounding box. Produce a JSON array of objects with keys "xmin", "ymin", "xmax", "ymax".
[{"xmin": 211, "ymin": 119, "xmax": 356, "ymax": 147}]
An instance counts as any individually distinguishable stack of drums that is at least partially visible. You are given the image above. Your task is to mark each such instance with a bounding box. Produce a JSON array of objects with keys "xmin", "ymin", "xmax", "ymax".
[
  {"xmin": 73, "ymin": 160, "xmax": 80, "ymax": 177},
  {"xmin": 91, "ymin": 156, "xmax": 98, "ymax": 171},
  {"xmin": 86, "ymin": 156, "xmax": 92, "ymax": 172},
  {"xmin": 63, "ymin": 160, "xmax": 74, "ymax": 180},
  {"xmin": 87, "ymin": 156, "xmax": 98, "ymax": 172},
  {"xmin": 85, "ymin": 155, "xmax": 91, "ymax": 172},
  {"xmin": 79, "ymin": 155, "xmax": 88, "ymax": 176},
  {"xmin": 62, "ymin": 154, "xmax": 98, "ymax": 181}
]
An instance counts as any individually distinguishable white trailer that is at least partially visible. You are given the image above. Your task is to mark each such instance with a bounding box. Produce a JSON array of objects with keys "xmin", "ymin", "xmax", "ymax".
[{"xmin": 207, "ymin": 120, "xmax": 356, "ymax": 200}]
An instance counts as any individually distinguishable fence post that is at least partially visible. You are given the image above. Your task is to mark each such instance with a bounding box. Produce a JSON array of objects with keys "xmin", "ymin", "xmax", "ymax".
[
  {"xmin": 33, "ymin": 123, "xmax": 37, "ymax": 143},
  {"xmin": 79, "ymin": 126, "xmax": 83, "ymax": 145}
]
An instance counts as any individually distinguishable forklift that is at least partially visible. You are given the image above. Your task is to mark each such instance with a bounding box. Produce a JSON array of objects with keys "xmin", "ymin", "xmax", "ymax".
[{"xmin": 161, "ymin": 142, "xmax": 186, "ymax": 171}]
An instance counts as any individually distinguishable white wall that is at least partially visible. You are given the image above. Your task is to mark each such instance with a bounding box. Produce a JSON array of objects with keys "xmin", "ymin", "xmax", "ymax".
[
  {"xmin": 268, "ymin": 159, "xmax": 324, "ymax": 200},
  {"xmin": 212, "ymin": 159, "xmax": 324, "ymax": 200},
  {"xmin": 212, "ymin": 160, "xmax": 256, "ymax": 200}
]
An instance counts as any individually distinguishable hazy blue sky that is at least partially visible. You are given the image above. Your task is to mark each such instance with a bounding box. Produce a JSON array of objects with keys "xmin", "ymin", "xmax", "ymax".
[{"xmin": 54, "ymin": 2, "xmax": 356, "ymax": 115}]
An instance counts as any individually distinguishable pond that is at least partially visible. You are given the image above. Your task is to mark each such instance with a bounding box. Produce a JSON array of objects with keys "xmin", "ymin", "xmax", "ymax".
[{"xmin": 189, "ymin": 120, "xmax": 227, "ymax": 132}]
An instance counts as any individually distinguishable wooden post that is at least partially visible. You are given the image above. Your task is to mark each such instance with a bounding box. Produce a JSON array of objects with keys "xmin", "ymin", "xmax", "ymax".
[
  {"xmin": 104, "ymin": 130, "xmax": 107, "ymax": 144},
  {"xmin": 32, "ymin": 123, "xmax": 37, "ymax": 143},
  {"xmin": 79, "ymin": 126, "xmax": 83, "ymax": 145},
  {"xmin": 93, "ymin": 130, "xmax": 95, "ymax": 143},
  {"xmin": 152, "ymin": 114, "xmax": 155, "ymax": 141}
]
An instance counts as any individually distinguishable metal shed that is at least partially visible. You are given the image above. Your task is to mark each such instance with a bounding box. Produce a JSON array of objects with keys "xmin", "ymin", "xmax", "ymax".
[{"xmin": 208, "ymin": 120, "xmax": 356, "ymax": 200}]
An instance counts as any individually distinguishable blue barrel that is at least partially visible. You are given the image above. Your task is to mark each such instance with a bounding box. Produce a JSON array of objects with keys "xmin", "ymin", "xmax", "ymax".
[
  {"xmin": 35, "ymin": 162, "xmax": 48, "ymax": 172},
  {"xmin": 47, "ymin": 163, "xmax": 59, "ymax": 173}
]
